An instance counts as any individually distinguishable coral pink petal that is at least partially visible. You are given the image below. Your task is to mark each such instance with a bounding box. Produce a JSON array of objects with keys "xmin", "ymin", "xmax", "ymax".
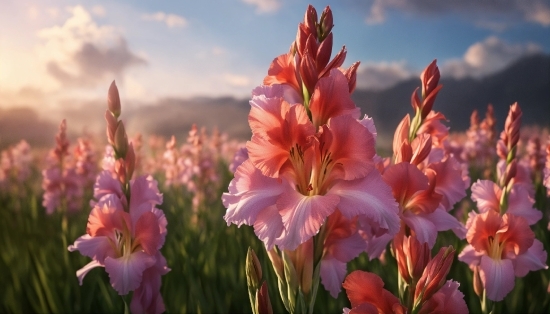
[
  {"xmin": 252, "ymin": 84, "xmax": 302, "ymax": 105},
  {"xmin": 321, "ymin": 115, "xmax": 375, "ymax": 180},
  {"xmin": 320, "ymin": 257, "xmax": 347, "ymax": 298},
  {"xmin": 309, "ymin": 69, "xmax": 359, "ymax": 127},
  {"xmin": 363, "ymin": 233, "xmax": 393, "ymax": 261},
  {"xmin": 278, "ymin": 188, "xmax": 339, "ymax": 250},
  {"xmin": 507, "ymin": 185, "xmax": 541, "ymax": 225},
  {"xmin": 129, "ymin": 175, "xmax": 163, "ymax": 227},
  {"xmin": 402, "ymin": 211, "xmax": 438, "ymax": 248},
  {"xmin": 470, "ymin": 180, "xmax": 500, "ymax": 213},
  {"xmin": 428, "ymin": 157, "xmax": 466, "ymax": 211},
  {"xmin": 104, "ymin": 252, "xmax": 156, "ymax": 295},
  {"xmin": 93, "ymin": 170, "xmax": 123, "ymax": 205},
  {"xmin": 479, "ymin": 255, "xmax": 515, "ymax": 302},
  {"xmin": 87, "ymin": 194, "xmax": 125, "ymax": 237},
  {"xmin": 75, "ymin": 260, "xmax": 103, "ymax": 285},
  {"xmin": 68, "ymin": 234, "xmax": 116, "ymax": 263},
  {"xmin": 253, "ymin": 205, "xmax": 285, "ymax": 250},
  {"xmin": 247, "ymin": 97, "xmax": 314, "ymax": 177},
  {"xmin": 263, "ymin": 53, "xmax": 301, "ymax": 93},
  {"xmin": 512, "ymin": 239, "xmax": 548, "ymax": 277},
  {"xmin": 457, "ymin": 245, "xmax": 482, "ymax": 271},
  {"xmin": 134, "ymin": 211, "xmax": 161, "ymax": 256},
  {"xmin": 425, "ymin": 208, "xmax": 466, "ymax": 239},
  {"xmin": 383, "ymin": 162, "xmax": 429, "ymax": 205},
  {"xmin": 223, "ymin": 160, "xmax": 284, "ymax": 226},
  {"xmin": 342, "ymin": 270, "xmax": 402, "ymax": 313},
  {"xmin": 467, "ymin": 210, "xmax": 502, "ymax": 253},
  {"xmin": 330, "ymin": 170, "xmax": 400, "ymax": 235},
  {"xmin": 419, "ymin": 280, "xmax": 468, "ymax": 314}
]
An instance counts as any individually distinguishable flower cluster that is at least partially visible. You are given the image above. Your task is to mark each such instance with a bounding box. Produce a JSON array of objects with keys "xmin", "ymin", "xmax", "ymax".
[
  {"xmin": 0, "ymin": 140, "xmax": 32, "ymax": 193},
  {"xmin": 343, "ymin": 244, "xmax": 467, "ymax": 314},
  {"xmin": 69, "ymin": 82, "xmax": 169, "ymax": 314},
  {"xmin": 458, "ymin": 103, "xmax": 547, "ymax": 301},
  {"xmin": 42, "ymin": 121, "xmax": 99, "ymax": 214},
  {"xmin": 224, "ymin": 5, "xmax": 401, "ymax": 307}
]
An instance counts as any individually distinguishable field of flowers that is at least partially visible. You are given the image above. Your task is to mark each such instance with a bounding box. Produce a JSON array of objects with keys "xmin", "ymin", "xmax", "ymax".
[{"xmin": 2, "ymin": 4, "xmax": 550, "ymax": 314}]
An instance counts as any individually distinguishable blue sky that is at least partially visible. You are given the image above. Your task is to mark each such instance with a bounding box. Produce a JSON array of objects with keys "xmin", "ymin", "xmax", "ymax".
[{"xmin": 1, "ymin": 0, "xmax": 549, "ymax": 112}]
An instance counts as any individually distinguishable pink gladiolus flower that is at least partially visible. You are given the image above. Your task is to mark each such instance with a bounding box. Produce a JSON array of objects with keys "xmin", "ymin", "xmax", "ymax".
[
  {"xmin": 42, "ymin": 120, "xmax": 83, "ymax": 214},
  {"xmin": 458, "ymin": 210, "xmax": 547, "ymax": 301},
  {"xmin": 471, "ymin": 179, "xmax": 541, "ymax": 225},
  {"xmin": 70, "ymin": 173, "xmax": 166, "ymax": 294},
  {"xmin": 223, "ymin": 69, "xmax": 400, "ymax": 251}
]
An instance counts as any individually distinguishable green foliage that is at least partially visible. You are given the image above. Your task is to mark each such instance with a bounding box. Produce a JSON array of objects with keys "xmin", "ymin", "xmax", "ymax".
[{"xmin": 1, "ymin": 161, "xmax": 549, "ymax": 313}]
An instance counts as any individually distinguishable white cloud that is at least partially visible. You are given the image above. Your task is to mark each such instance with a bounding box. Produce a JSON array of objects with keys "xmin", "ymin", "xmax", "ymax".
[
  {"xmin": 37, "ymin": 6, "xmax": 146, "ymax": 88},
  {"xmin": 142, "ymin": 12, "xmax": 187, "ymax": 28},
  {"xmin": 91, "ymin": 5, "xmax": 106, "ymax": 17},
  {"xmin": 356, "ymin": 61, "xmax": 416, "ymax": 90},
  {"xmin": 441, "ymin": 36, "xmax": 542, "ymax": 79},
  {"xmin": 242, "ymin": 0, "xmax": 281, "ymax": 14}
]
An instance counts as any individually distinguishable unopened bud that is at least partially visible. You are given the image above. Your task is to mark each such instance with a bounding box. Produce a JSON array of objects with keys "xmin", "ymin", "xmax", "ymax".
[
  {"xmin": 415, "ymin": 246, "xmax": 455, "ymax": 304},
  {"xmin": 246, "ymin": 247, "xmax": 263, "ymax": 291},
  {"xmin": 256, "ymin": 281, "xmax": 273, "ymax": 314},
  {"xmin": 108, "ymin": 81, "xmax": 121, "ymax": 118},
  {"xmin": 319, "ymin": 6, "xmax": 333, "ymax": 40},
  {"xmin": 473, "ymin": 266, "xmax": 483, "ymax": 298},
  {"xmin": 114, "ymin": 121, "xmax": 129, "ymax": 158}
]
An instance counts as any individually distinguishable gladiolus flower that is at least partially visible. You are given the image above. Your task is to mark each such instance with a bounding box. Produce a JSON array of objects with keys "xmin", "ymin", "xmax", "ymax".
[{"xmin": 458, "ymin": 210, "xmax": 547, "ymax": 301}]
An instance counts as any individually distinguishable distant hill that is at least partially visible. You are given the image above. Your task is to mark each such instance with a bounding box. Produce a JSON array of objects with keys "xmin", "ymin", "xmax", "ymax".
[
  {"xmin": 351, "ymin": 53, "xmax": 550, "ymax": 144},
  {"xmin": 1, "ymin": 54, "xmax": 548, "ymax": 150}
]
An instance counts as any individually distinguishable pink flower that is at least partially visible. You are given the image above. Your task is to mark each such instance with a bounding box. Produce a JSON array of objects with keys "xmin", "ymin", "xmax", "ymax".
[
  {"xmin": 42, "ymin": 120, "xmax": 83, "ymax": 214},
  {"xmin": 458, "ymin": 210, "xmax": 547, "ymax": 301},
  {"xmin": 69, "ymin": 174, "xmax": 167, "ymax": 295},
  {"xmin": 471, "ymin": 179, "xmax": 541, "ymax": 225},
  {"xmin": 224, "ymin": 70, "xmax": 399, "ymax": 251}
]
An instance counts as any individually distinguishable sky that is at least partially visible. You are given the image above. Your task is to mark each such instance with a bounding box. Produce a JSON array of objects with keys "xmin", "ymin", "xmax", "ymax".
[{"xmin": 1, "ymin": 0, "xmax": 549, "ymax": 113}]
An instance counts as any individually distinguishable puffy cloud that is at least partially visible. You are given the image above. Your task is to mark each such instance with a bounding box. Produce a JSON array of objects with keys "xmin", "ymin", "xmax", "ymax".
[
  {"xmin": 242, "ymin": 0, "xmax": 281, "ymax": 14},
  {"xmin": 441, "ymin": 36, "xmax": 542, "ymax": 79},
  {"xmin": 37, "ymin": 6, "xmax": 146, "ymax": 88},
  {"xmin": 356, "ymin": 61, "xmax": 416, "ymax": 90},
  {"xmin": 362, "ymin": 0, "xmax": 550, "ymax": 27},
  {"xmin": 141, "ymin": 12, "xmax": 187, "ymax": 28}
]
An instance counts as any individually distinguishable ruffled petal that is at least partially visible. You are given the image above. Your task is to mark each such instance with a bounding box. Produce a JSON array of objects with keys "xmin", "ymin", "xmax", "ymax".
[
  {"xmin": 320, "ymin": 257, "xmax": 347, "ymax": 298},
  {"xmin": 223, "ymin": 160, "xmax": 285, "ymax": 226},
  {"xmin": 320, "ymin": 115, "xmax": 375, "ymax": 180},
  {"xmin": 68, "ymin": 234, "xmax": 116, "ymax": 263},
  {"xmin": 309, "ymin": 69, "xmax": 359, "ymax": 128},
  {"xmin": 104, "ymin": 252, "xmax": 156, "ymax": 295},
  {"xmin": 425, "ymin": 208, "xmax": 466, "ymax": 239},
  {"xmin": 402, "ymin": 211, "xmax": 438, "ymax": 247},
  {"xmin": 330, "ymin": 170, "xmax": 400, "ymax": 236},
  {"xmin": 75, "ymin": 260, "xmax": 103, "ymax": 285},
  {"xmin": 512, "ymin": 239, "xmax": 548, "ymax": 277},
  {"xmin": 253, "ymin": 205, "xmax": 285, "ymax": 250},
  {"xmin": 129, "ymin": 175, "xmax": 163, "ymax": 227},
  {"xmin": 479, "ymin": 256, "xmax": 515, "ymax": 302},
  {"xmin": 507, "ymin": 184, "xmax": 541, "ymax": 225},
  {"xmin": 471, "ymin": 180, "xmax": 500, "ymax": 214},
  {"xmin": 278, "ymin": 188, "xmax": 339, "ymax": 250}
]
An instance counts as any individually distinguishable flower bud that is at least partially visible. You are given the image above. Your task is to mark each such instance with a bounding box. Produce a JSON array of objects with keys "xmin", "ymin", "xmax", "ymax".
[
  {"xmin": 414, "ymin": 246, "xmax": 455, "ymax": 304},
  {"xmin": 108, "ymin": 80, "xmax": 121, "ymax": 118},
  {"xmin": 256, "ymin": 281, "xmax": 273, "ymax": 314},
  {"xmin": 114, "ymin": 121, "xmax": 129, "ymax": 158},
  {"xmin": 246, "ymin": 247, "xmax": 263, "ymax": 291},
  {"xmin": 319, "ymin": 6, "xmax": 333, "ymax": 40}
]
